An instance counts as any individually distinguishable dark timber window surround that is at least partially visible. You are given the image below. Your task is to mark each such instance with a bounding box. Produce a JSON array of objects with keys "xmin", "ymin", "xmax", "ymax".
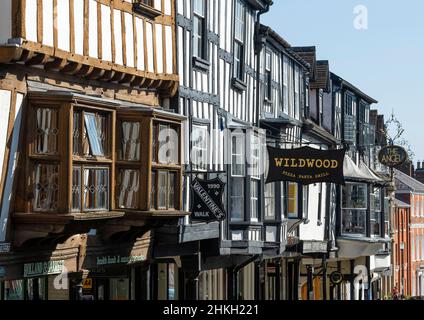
[
  {"xmin": 192, "ymin": 0, "xmax": 210, "ymax": 71},
  {"xmin": 133, "ymin": 0, "xmax": 162, "ymax": 19},
  {"xmin": 26, "ymin": 97, "xmax": 184, "ymax": 216},
  {"xmin": 231, "ymin": 0, "xmax": 247, "ymax": 91},
  {"xmin": 264, "ymin": 50, "xmax": 272, "ymax": 102}
]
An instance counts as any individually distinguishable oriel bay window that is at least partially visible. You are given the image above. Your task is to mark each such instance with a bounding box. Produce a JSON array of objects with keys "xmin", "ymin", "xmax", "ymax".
[
  {"xmin": 23, "ymin": 94, "xmax": 184, "ymax": 216},
  {"xmin": 370, "ymin": 187, "xmax": 384, "ymax": 237},
  {"xmin": 342, "ymin": 183, "xmax": 367, "ymax": 236},
  {"xmin": 72, "ymin": 108, "xmax": 112, "ymax": 212},
  {"xmin": 151, "ymin": 122, "xmax": 181, "ymax": 211}
]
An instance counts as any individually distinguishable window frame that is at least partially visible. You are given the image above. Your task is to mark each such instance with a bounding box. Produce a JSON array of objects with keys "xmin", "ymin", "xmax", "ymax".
[
  {"xmin": 232, "ymin": 0, "xmax": 246, "ymax": 82},
  {"xmin": 192, "ymin": 0, "xmax": 208, "ymax": 62},
  {"xmin": 24, "ymin": 97, "xmax": 183, "ymax": 215},
  {"xmin": 150, "ymin": 119, "xmax": 182, "ymax": 211}
]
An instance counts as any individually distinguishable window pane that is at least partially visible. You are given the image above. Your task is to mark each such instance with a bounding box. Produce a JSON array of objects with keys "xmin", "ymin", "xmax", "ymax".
[
  {"xmin": 158, "ymin": 171, "xmax": 168, "ymax": 209},
  {"xmin": 83, "ymin": 113, "xmax": 107, "ymax": 157},
  {"xmin": 34, "ymin": 163, "xmax": 59, "ymax": 211},
  {"xmin": 342, "ymin": 183, "xmax": 367, "ymax": 209},
  {"xmin": 72, "ymin": 167, "xmax": 81, "ymax": 212},
  {"xmin": 303, "ymin": 185, "xmax": 309, "ymax": 220},
  {"xmin": 231, "ymin": 177, "xmax": 244, "ymax": 220},
  {"xmin": 251, "ymin": 179, "xmax": 259, "ymax": 220},
  {"xmin": 192, "ymin": 125, "xmax": 209, "ymax": 171},
  {"xmin": 193, "ymin": 0, "xmax": 205, "ymax": 16},
  {"xmin": 151, "ymin": 171, "xmax": 156, "ymax": 209},
  {"xmin": 168, "ymin": 172, "xmax": 177, "ymax": 209},
  {"xmin": 83, "ymin": 167, "xmax": 109, "ymax": 211},
  {"xmin": 158, "ymin": 124, "xmax": 179, "ymax": 164},
  {"xmin": 120, "ymin": 121, "xmax": 141, "ymax": 161},
  {"xmin": 231, "ymin": 133, "xmax": 245, "ymax": 176},
  {"xmin": 287, "ymin": 182, "xmax": 298, "ymax": 218},
  {"xmin": 342, "ymin": 209, "xmax": 366, "ymax": 235},
  {"xmin": 35, "ymin": 107, "xmax": 59, "ymax": 154},
  {"xmin": 234, "ymin": 0, "xmax": 244, "ymax": 42},
  {"xmin": 73, "ymin": 111, "xmax": 81, "ymax": 155},
  {"xmin": 117, "ymin": 169, "xmax": 140, "ymax": 209},
  {"xmin": 152, "ymin": 124, "xmax": 157, "ymax": 163},
  {"xmin": 4, "ymin": 280, "xmax": 24, "ymax": 300},
  {"xmin": 265, "ymin": 183, "xmax": 275, "ymax": 219},
  {"xmin": 193, "ymin": 16, "xmax": 204, "ymax": 58}
]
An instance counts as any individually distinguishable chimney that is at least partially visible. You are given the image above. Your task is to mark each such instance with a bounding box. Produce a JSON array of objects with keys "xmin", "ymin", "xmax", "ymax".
[
  {"xmin": 418, "ymin": 161, "xmax": 421, "ymax": 170},
  {"xmin": 422, "ymin": 161, "xmax": 424, "ymax": 170}
]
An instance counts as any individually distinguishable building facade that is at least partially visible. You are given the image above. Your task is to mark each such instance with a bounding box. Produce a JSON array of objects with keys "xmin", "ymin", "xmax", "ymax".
[
  {"xmin": 0, "ymin": 0, "xmax": 186, "ymax": 300},
  {"xmin": 394, "ymin": 169, "xmax": 424, "ymax": 298}
]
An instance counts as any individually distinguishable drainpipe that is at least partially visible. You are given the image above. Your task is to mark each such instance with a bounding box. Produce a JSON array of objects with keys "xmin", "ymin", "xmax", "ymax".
[
  {"xmin": 230, "ymin": 255, "xmax": 260, "ymax": 300},
  {"xmin": 254, "ymin": 3, "xmax": 271, "ymax": 128}
]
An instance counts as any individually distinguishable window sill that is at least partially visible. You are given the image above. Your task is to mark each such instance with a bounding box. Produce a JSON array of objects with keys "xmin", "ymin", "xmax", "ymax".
[
  {"xmin": 231, "ymin": 77, "xmax": 247, "ymax": 92},
  {"xmin": 192, "ymin": 56, "xmax": 210, "ymax": 72},
  {"xmin": 133, "ymin": 3, "xmax": 162, "ymax": 20}
]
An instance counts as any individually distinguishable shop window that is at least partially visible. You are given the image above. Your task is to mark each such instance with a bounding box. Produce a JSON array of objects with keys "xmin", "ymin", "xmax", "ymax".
[
  {"xmin": 3, "ymin": 280, "xmax": 24, "ymax": 300},
  {"xmin": 342, "ymin": 183, "xmax": 367, "ymax": 235},
  {"xmin": 109, "ymin": 278, "xmax": 129, "ymax": 301}
]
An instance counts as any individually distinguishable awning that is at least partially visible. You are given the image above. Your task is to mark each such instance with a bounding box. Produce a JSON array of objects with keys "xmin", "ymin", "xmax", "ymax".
[{"xmin": 343, "ymin": 155, "xmax": 385, "ymax": 184}]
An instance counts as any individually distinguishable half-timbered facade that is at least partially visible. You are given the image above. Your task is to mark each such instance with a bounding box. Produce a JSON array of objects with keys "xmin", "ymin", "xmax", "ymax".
[
  {"xmin": 0, "ymin": 0, "xmax": 185, "ymax": 300},
  {"xmin": 155, "ymin": 0, "xmax": 274, "ymax": 300}
]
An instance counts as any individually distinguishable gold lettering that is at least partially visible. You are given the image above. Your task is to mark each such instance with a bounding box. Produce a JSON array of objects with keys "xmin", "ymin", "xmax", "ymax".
[
  {"xmin": 316, "ymin": 159, "xmax": 323, "ymax": 168},
  {"xmin": 299, "ymin": 159, "xmax": 306, "ymax": 168},
  {"xmin": 291, "ymin": 159, "xmax": 298, "ymax": 168},
  {"xmin": 331, "ymin": 160, "xmax": 338, "ymax": 169},
  {"xmin": 323, "ymin": 160, "xmax": 331, "ymax": 168},
  {"xmin": 274, "ymin": 158, "xmax": 284, "ymax": 167},
  {"xmin": 306, "ymin": 159, "xmax": 315, "ymax": 167}
]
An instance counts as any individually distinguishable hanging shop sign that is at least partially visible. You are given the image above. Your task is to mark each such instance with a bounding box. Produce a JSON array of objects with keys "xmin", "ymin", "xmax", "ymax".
[
  {"xmin": 378, "ymin": 145, "xmax": 408, "ymax": 167},
  {"xmin": 191, "ymin": 177, "xmax": 226, "ymax": 221},
  {"xmin": 266, "ymin": 146, "xmax": 346, "ymax": 185},
  {"xmin": 330, "ymin": 271, "xmax": 344, "ymax": 285},
  {"xmin": 24, "ymin": 260, "xmax": 65, "ymax": 278}
]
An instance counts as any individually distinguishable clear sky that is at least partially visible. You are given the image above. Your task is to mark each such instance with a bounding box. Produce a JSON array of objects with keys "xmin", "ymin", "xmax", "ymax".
[{"xmin": 262, "ymin": 0, "xmax": 424, "ymax": 163}]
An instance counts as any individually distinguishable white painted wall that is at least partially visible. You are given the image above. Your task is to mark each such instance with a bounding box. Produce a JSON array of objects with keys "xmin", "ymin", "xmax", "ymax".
[
  {"xmin": 0, "ymin": 90, "xmax": 12, "ymax": 185},
  {"xmin": 0, "ymin": 0, "xmax": 12, "ymax": 45},
  {"xmin": 0, "ymin": 93, "xmax": 24, "ymax": 242}
]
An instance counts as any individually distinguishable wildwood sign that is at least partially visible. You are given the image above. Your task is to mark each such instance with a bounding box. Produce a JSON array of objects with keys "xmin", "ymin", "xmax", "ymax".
[
  {"xmin": 378, "ymin": 145, "xmax": 408, "ymax": 167},
  {"xmin": 266, "ymin": 146, "xmax": 346, "ymax": 185},
  {"xmin": 191, "ymin": 177, "xmax": 226, "ymax": 221}
]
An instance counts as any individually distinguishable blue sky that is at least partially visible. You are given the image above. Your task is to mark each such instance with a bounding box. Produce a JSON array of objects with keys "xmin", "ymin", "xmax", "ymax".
[{"xmin": 263, "ymin": 0, "xmax": 424, "ymax": 162}]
